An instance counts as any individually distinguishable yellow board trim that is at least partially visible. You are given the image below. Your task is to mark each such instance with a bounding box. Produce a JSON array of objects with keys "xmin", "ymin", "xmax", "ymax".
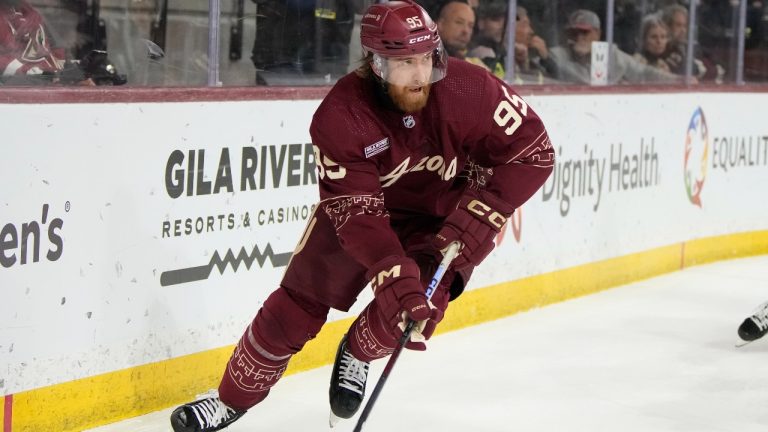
[{"xmin": 6, "ymin": 230, "xmax": 768, "ymax": 431}]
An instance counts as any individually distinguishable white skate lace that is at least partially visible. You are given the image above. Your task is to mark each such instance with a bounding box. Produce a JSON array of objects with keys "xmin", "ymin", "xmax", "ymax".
[
  {"xmin": 751, "ymin": 302, "xmax": 768, "ymax": 331},
  {"xmin": 338, "ymin": 349, "xmax": 369, "ymax": 395},
  {"xmin": 189, "ymin": 397, "xmax": 237, "ymax": 428}
]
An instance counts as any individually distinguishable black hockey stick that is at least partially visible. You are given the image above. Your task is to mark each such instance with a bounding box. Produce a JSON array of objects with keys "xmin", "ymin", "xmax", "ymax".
[{"xmin": 353, "ymin": 241, "xmax": 461, "ymax": 432}]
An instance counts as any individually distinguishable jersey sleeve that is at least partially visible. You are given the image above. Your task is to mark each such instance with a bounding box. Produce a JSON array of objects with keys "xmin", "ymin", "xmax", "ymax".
[
  {"xmin": 464, "ymin": 73, "xmax": 555, "ymax": 209},
  {"xmin": 309, "ymin": 102, "xmax": 405, "ymax": 269}
]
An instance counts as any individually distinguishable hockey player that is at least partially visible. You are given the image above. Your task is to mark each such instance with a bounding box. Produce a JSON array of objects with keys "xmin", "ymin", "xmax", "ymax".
[{"xmin": 170, "ymin": 1, "xmax": 554, "ymax": 431}]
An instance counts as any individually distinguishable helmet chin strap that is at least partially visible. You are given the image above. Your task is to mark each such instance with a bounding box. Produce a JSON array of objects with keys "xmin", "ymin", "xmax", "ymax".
[{"xmin": 373, "ymin": 56, "xmax": 384, "ymax": 78}]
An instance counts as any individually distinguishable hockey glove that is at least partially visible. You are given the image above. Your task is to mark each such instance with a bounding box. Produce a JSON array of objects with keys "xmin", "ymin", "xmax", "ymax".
[
  {"xmin": 433, "ymin": 190, "xmax": 514, "ymax": 270},
  {"xmin": 398, "ymin": 298, "xmax": 445, "ymax": 351},
  {"xmin": 366, "ymin": 256, "xmax": 432, "ymax": 337}
]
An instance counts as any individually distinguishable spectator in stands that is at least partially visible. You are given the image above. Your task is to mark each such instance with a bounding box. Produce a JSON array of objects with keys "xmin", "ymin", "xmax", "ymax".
[
  {"xmin": 659, "ymin": 4, "xmax": 689, "ymax": 75},
  {"xmin": 470, "ymin": 5, "xmax": 558, "ymax": 83},
  {"xmin": 661, "ymin": 4, "xmax": 721, "ymax": 81},
  {"xmin": 417, "ymin": 0, "xmax": 443, "ymax": 20},
  {"xmin": 549, "ymin": 9, "xmax": 680, "ymax": 84},
  {"xmin": 250, "ymin": 0, "xmax": 355, "ymax": 85},
  {"xmin": 468, "ymin": 0, "xmax": 507, "ymax": 77},
  {"xmin": 436, "ymin": 0, "xmax": 475, "ymax": 59},
  {"xmin": 436, "ymin": 0, "xmax": 489, "ymax": 69},
  {"xmin": 0, "ymin": 0, "xmax": 92, "ymax": 85},
  {"xmin": 633, "ymin": 14, "xmax": 672, "ymax": 73},
  {"xmin": 512, "ymin": 6, "xmax": 558, "ymax": 82},
  {"xmin": 614, "ymin": 0, "xmax": 642, "ymax": 54}
]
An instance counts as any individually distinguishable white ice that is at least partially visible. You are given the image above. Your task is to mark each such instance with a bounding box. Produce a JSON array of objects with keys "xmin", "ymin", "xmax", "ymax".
[{"xmin": 87, "ymin": 255, "xmax": 768, "ymax": 432}]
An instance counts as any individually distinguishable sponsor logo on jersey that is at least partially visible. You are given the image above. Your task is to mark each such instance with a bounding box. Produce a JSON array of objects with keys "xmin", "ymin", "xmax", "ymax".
[
  {"xmin": 380, "ymin": 155, "xmax": 458, "ymax": 187},
  {"xmin": 403, "ymin": 115, "xmax": 415, "ymax": 129},
  {"xmin": 364, "ymin": 137, "xmax": 390, "ymax": 158}
]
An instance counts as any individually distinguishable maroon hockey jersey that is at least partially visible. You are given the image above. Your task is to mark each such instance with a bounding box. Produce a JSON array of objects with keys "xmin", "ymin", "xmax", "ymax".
[
  {"xmin": 282, "ymin": 57, "xmax": 554, "ymax": 309},
  {"xmin": 0, "ymin": 1, "xmax": 64, "ymax": 77}
]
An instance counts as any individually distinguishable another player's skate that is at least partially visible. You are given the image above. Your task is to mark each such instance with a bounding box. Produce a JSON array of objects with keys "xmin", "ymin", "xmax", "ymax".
[
  {"xmin": 329, "ymin": 334, "xmax": 370, "ymax": 427},
  {"xmin": 737, "ymin": 301, "xmax": 768, "ymax": 347},
  {"xmin": 170, "ymin": 391, "xmax": 246, "ymax": 432}
]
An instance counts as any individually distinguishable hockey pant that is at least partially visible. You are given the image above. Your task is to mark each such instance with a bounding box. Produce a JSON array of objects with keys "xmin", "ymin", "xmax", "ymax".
[{"xmin": 218, "ymin": 286, "xmax": 328, "ymax": 411}]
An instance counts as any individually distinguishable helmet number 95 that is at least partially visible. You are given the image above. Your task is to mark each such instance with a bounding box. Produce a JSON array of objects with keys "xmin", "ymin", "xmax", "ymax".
[
  {"xmin": 406, "ymin": 16, "xmax": 423, "ymax": 28},
  {"xmin": 493, "ymin": 85, "xmax": 529, "ymax": 136}
]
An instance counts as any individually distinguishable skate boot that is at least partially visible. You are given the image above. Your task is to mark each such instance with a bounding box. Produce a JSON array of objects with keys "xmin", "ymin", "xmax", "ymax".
[
  {"xmin": 738, "ymin": 301, "xmax": 768, "ymax": 342},
  {"xmin": 329, "ymin": 334, "xmax": 370, "ymax": 426},
  {"xmin": 170, "ymin": 391, "xmax": 246, "ymax": 432}
]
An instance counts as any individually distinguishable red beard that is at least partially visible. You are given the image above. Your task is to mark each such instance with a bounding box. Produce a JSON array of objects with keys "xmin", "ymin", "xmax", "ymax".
[{"xmin": 387, "ymin": 83, "xmax": 431, "ymax": 113}]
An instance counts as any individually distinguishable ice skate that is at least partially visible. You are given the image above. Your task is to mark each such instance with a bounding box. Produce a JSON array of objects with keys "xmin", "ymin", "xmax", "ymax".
[
  {"xmin": 737, "ymin": 301, "xmax": 768, "ymax": 345},
  {"xmin": 170, "ymin": 390, "xmax": 245, "ymax": 432},
  {"xmin": 329, "ymin": 334, "xmax": 370, "ymax": 427}
]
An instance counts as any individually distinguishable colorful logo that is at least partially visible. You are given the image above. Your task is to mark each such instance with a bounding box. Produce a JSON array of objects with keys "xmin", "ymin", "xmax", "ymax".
[{"xmin": 683, "ymin": 107, "xmax": 709, "ymax": 207}]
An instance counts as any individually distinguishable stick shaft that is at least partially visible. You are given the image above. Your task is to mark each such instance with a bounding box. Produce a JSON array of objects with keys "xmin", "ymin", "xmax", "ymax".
[{"xmin": 353, "ymin": 242, "xmax": 461, "ymax": 432}]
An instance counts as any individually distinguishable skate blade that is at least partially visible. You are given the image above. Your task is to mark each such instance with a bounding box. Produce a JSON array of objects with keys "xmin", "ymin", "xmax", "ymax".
[
  {"xmin": 329, "ymin": 412, "xmax": 343, "ymax": 428},
  {"xmin": 735, "ymin": 337, "xmax": 763, "ymax": 348}
]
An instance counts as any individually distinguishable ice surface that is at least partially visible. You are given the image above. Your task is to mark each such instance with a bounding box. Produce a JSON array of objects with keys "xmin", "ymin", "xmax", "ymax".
[{"xmin": 87, "ymin": 255, "xmax": 768, "ymax": 432}]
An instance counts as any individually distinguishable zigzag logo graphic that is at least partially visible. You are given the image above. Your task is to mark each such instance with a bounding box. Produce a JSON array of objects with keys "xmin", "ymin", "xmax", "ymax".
[{"xmin": 160, "ymin": 243, "xmax": 293, "ymax": 286}]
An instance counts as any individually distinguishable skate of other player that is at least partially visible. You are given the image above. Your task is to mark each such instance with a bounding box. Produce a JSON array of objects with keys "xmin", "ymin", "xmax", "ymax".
[{"xmin": 737, "ymin": 300, "xmax": 768, "ymax": 346}]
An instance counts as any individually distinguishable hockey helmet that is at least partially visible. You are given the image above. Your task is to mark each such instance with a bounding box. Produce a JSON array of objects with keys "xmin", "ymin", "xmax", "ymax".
[{"xmin": 360, "ymin": 1, "xmax": 448, "ymax": 85}]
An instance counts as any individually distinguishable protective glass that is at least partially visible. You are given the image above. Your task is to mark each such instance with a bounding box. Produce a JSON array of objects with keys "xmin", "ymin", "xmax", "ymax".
[{"xmin": 371, "ymin": 44, "xmax": 448, "ymax": 86}]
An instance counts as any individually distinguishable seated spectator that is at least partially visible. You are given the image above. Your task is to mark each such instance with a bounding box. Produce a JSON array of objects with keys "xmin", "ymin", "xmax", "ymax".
[
  {"xmin": 614, "ymin": 0, "xmax": 641, "ymax": 54},
  {"xmin": 469, "ymin": 5, "xmax": 558, "ymax": 83},
  {"xmin": 250, "ymin": 0, "xmax": 355, "ymax": 85},
  {"xmin": 549, "ymin": 9, "xmax": 680, "ymax": 84},
  {"xmin": 660, "ymin": 4, "xmax": 722, "ymax": 81},
  {"xmin": 468, "ymin": 0, "xmax": 507, "ymax": 77},
  {"xmin": 435, "ymin": 0, "xmax": 489, "ymax": 70},
  {"xmin": 512, "ymin": 6, "xmax": 558, "ymax": 83},
  {"xmin": 633, "ymin": 14, "xmax": 672, "ymax": 73}
]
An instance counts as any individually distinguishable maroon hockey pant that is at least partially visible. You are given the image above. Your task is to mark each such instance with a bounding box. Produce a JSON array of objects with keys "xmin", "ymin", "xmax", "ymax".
[{"xmin": 218, "ymin": 283, "xmax": 451, "ymax": 411}]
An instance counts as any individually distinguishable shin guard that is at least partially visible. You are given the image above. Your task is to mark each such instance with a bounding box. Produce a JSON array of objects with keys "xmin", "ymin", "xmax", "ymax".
[
  {"xmin": 218, "ymin": 287, "xmax": 327, "ymax": 410},
  {"xmin": 346, "ymin": 301, "xmax": 398, "ymax": 363}
]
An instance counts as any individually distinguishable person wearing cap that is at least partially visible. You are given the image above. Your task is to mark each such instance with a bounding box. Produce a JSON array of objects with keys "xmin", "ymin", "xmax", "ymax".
[
  {"xmin": 550, "ymin": 8, "xmax": 680, "ymax": 85},
  {"xmin": 168, "ymin": 1, "xmax": 554, "ymax": 431}
]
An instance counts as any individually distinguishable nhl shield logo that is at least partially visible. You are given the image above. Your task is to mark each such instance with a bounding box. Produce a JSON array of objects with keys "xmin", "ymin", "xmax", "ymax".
[{"xmin": 402, "ymin": 115, "xmax": 416, "ymax": 129}]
